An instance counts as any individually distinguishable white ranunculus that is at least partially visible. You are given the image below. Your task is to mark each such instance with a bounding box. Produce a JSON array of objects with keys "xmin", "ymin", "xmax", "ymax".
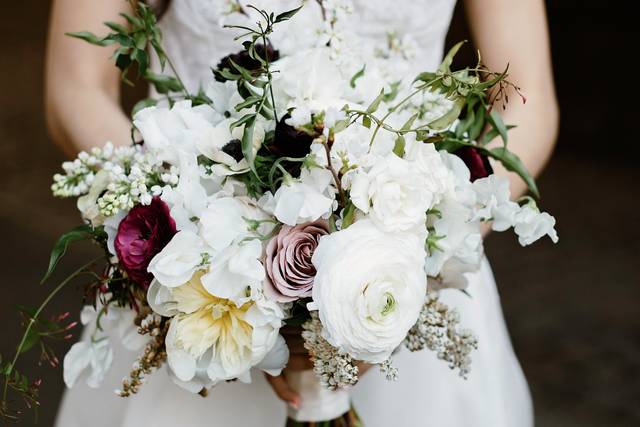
[
  {"xmin": 350, "ymin": 153, "xmax": 435, "ymax": 232},
  {"xmin": 151, "ymin": 271, "xmax": 286, "ymax": 390},
  {"xmin": 147, "ymin": 230, "xmax": 210, "ymax": 288},
  {"xmin": 260, "ymin": 167, "xmax": 335, "ymax": 226},
  {"xmin": 310, "ymin": 219, "xmax": 427, "ymax": 363},
  {"xmin": 513, "ymin": 204, "xmax": 559, "ymax": 246},
  {"xmin": 199, "ymin": 197, "xmax": 272, "ymax": 252},
  {"xmin": 200, "ymin": 239, "xmax": 265, "ymax": 305}
]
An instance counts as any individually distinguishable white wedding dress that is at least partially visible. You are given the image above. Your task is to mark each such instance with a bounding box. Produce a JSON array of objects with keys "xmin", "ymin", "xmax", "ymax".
[{"xmin": 55, "ymin": 1, "xmax": 533, "ymax": 426}]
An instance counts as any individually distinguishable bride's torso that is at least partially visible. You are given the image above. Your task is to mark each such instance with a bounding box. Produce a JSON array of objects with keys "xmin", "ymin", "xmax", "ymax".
[{"xmin": 155, "ymin": 0, "xmax": 457, "ymax": 92}]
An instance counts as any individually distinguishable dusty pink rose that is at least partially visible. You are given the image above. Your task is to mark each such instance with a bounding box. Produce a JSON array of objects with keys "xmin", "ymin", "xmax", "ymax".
[
  {"xmin": 264, "ymin": 220, "xmax": 329, "ymax": 302},
  {"xmin": 115, "ymin": 197, "xmax": 177, "ymax": 288}
]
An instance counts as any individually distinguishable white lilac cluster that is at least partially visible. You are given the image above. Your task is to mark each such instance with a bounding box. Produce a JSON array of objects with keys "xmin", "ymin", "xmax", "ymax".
[
  {"xmin": 301, "ymin": 312, "xmax": 359, "ymax": 390},
  {"xmin": 404, "ymin": 293, "xmax": 478, "ymax": 378},
  {"xmin": 57, "ymin": 2, "xmax": 558, "ymax": 395},
  {"xmin": 54, "ymin": 142, "xmax": 176, "ymax": 224}
]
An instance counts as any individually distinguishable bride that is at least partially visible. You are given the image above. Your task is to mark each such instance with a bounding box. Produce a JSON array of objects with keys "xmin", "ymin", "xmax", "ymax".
[{"xmin": 46, "ymin": 0, "xmax": 558, "ymax": 426}]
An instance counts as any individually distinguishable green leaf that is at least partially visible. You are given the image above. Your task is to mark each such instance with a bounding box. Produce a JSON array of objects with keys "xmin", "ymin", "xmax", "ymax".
[
  {"xmin": 487, "ymin": 109, "xmax": 509, "ymax": 146},
  {"xmin": 341, "ymin": 202, "xmax": 356, "ymax": 229},
  {"xmin": 231, "ymin": 113, "xmax": 256, "ymax": 129},
  {"xmin": 274, "ymin": 5, "xmax": 304, "ymax": 23},
  {"xmin": 65, "ymin": 31, "xmax": 114, "ymax": 47},
  {"xmin": 479, "ymin": 124, "xmax": 516, "ymax": 146},
  {"xmin": 393, "ymin": 135, "xmax": 406, "ymax": 157},
  {"xmin": 366, "ymin": 89, "xmax": 385, "ymax": 114},
  {"xmin": 362, "ymin": 115, "xmax": 371, "ymax": 128},
  {"xmin": 438, "ymin": 40, "xmax": 466, "ymax": 74},
  {"xmin": 241, "ymin": 116, "xmax": 258, "ymax": 175},
  {"xmin": 18, "ymin": 328, "xmax": 40, "ymax": 355},
  {"xmin": 350, "ymin": 65, "xmax": 366, "ymax": 89},
  {"xmin": 468, "ymin": 105, "xmax": 486, "ymax": 141},
  {"xmin": 104, "ymin": 21, "xmax": 128, "ymax": 34},
  {"xmin": 487, "ymin": 147, "xmax": 540, "ymax": 197},
  {"xmin": 41, "ymin": 225, "xmax": 93, "ymax": 284},
  {"xmin": 131, "ymin": 98, "xmax": 157, "ymax": 117},
  {"xmin": 428, "ymin": 97, "xmax": 465, "ymax": 130},
  {"xmin": 143, "ymin": 70, "xmax": 183, "ymax": 94},
  {"xmin": 413, "ymin": 71, "xmax": 437, "ymax": 84}
]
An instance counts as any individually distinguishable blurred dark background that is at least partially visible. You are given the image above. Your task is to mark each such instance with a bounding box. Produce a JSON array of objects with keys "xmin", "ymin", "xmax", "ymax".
[{"xmin": 1, "ymin": 1, "xmax": 638, "ymax": 426}]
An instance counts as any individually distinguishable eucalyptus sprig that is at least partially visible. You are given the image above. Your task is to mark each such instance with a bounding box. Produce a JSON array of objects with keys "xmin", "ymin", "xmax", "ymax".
[
  {"xmin": 220, "ymin": 5, "xmax": 303, "ymax": 176},
  {"xmin": 346, "ymin": 41, "xmax": 539, "ymax": 197}
]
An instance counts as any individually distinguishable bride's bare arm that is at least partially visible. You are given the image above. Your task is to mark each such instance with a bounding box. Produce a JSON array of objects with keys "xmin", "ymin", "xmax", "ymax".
[
  {"xmin": 464, "ymin": 0, "xmax": 559, "ymax": 198},
  {"xmin": 46, "ymin": 0, "xmax": 133, "ymax": 157}
]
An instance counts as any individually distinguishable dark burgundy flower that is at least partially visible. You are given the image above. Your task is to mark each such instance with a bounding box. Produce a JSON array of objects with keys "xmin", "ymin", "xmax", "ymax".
[
  {"xmin": 214, "ymin": 43, "xmax": 280, "ymax": 82},
  {"xmin": 453, "ymin": 146, "xmax": 493, "ymax": 182},
  {"xmin": 269, "ymin": 114, "xmax": 317, "ymax": 159},
  {"xmin": 115, "ymin": 197, "xmax": 177, "ymax": 288},
  {"xmin": 264, "ymin": 220, "xmax": 329, "ymax": 302}
]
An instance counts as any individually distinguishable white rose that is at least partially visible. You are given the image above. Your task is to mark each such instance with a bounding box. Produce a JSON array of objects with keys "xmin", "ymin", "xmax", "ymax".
[
  {"xmin": 260, "ymin": 167, "xmax": 335, "ymax": 226},
  {"xmin": 513, "ymin": 204, "xmax": 559, "ymax": 246},
  {"xmin": 311, "ymin": 219, "xmax": 427, "ymax": 363},
  {"xmin": 350, "ymin": 153, "xmax": 435, "ymax": 232},
  {"xmin": 147, "ymin": 230, "xmax": 210, "ymax": 287}
]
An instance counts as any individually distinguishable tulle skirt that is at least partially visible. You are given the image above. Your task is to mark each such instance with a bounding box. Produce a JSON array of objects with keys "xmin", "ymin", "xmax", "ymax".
[{"xmin": 55, "ymin": 258, "xmax": 532, "ymax": 427}]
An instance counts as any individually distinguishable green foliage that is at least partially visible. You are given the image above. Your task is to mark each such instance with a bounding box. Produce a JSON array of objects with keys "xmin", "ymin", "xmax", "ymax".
[
  {"xmin": 41, "ymin": 224, "xmax": 94, "ymax": 284},
  {"xmin": 221, "ymin": 5, "xmax": 303, "ymax": 177}
]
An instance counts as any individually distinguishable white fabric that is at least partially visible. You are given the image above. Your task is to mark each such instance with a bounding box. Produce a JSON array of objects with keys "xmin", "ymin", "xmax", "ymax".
[
  {"xmin": 286, "ymin": 370, "xmax": 351, "ymax": 421},
  {"xmin": 56, "ymin": 1, "xmax": 534, "ymax": 425}
]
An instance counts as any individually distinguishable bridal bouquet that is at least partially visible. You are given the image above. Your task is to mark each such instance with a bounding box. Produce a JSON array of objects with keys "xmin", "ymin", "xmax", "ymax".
[{"xmin": 1, "ymin": 1, "xmax": 557, "ymax": 423}]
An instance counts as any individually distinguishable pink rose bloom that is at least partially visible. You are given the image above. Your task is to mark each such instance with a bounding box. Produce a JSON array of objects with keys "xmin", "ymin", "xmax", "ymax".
[
  {"xmin": 115, "ymin": 197, "xmax": 177, "ymax": 288},
  {"xmin": 264, "ymin": 220, "xmax": 329, "ymax": 302}
]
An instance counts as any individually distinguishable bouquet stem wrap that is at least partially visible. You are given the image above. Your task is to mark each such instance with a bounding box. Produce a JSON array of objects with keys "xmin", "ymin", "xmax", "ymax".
[{"xmin": 286, "ymin": 370, "xmax": 352, "ymax": 422}]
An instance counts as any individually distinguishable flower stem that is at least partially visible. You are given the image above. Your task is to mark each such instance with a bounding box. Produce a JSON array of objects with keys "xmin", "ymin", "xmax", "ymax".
[{"xmin": 1, "ymin": 257, "xmax": 102, "ymax": 403}]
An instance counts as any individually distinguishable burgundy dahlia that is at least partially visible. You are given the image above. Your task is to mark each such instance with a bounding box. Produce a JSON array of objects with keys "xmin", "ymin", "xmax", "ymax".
[
  {"xmin": 114, "ymin": 197, "xmax": 177, "ymax": 288},
  {"xmin": 453, "ymin": 146, "xmax": 493, "ymax": 182},
  {"xmin": 214, "ymin": 43, "xmax": 280, "ymax": 82},
  {"xmin": 270, "ymin": 113, "xmax": 316, "ymax": 159},
  {"xmin": 264, "ymin": 220, "xmax": 329, "ymax": 302}
]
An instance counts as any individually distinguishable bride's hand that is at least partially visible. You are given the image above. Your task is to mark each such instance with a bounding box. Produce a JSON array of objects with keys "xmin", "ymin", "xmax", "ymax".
[{"xmin": 264, "ymin": 326, "xmax": 371, "ymax": 408}]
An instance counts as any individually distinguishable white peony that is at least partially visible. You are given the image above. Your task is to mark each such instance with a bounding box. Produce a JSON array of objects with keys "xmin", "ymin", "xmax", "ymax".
[
  {"xmin": 310, "ymin": 219, "xmax": 427, "ymax": 363},
  {"xmin": 260, "ymin": 167, "xmax": 335, "ymax": 226},
  {"xmin": 147, "ymin": 271, "xmax": 287, "ymax": 391},
  {"xmin": 350, "ymin": 153, "xmax": 436, "ymax": 232}
]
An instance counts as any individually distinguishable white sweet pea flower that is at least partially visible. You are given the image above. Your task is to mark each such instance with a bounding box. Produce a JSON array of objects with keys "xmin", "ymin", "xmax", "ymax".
[
  {"xmin": 286, "ymin": 106, "xmax": 312, "ymax": 127},
  {"xmin": 260, "ymin": 167, "xmax": 335, "ymax": 226},
  {"xmin": 63, "ymin": 339, "xmax": 113, "ymax": 389},
  {"xmin": 311, "ymin": 219, "xmax": 427, "ymax": 363},
  {"xmin": 513, "ymin": 204, "xmax": 559, "ymax": 246},
  {"xmin": 350, "ymin": 153, "xmax": 435, "ymax": 232},
  {"xmin": 148, "ymin": 230, "xmax": 211, "ymax": 288},
  {"xmin": 196, "ymin": 118, "xmax": 264, "ymax": 176},
  {"xmin": 201, "ymin": 239, "xmax": 266, "ymax": 305},
  {"xmin": 200, "ymin": 197, "xmax": 273, "ymax": 252},
  {"xmin": 77, "ymin": 169, "xmax": 111, "ymax": 225},
  {"xmin": 424, "ymin": 199, "xmax": 483, "ymax": 281},
  {"xmin": 148, "ymin": 271, "xmax": 287, "ymax": 391},
  {"xmin": 133, "ymin": 101, "xmax": 218, "ymax": 165}
]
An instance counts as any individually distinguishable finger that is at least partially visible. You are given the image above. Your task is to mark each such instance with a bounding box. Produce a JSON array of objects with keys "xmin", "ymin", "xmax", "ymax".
[{"xmin": 264, "ymin": 373, "xmax": 301, "ymax": 409}]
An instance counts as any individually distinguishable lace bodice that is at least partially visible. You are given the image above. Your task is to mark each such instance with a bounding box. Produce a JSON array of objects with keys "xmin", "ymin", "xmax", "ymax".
[{"xmin": 154, "ymin": 0, "xmax": 457, "ymax": 92}]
